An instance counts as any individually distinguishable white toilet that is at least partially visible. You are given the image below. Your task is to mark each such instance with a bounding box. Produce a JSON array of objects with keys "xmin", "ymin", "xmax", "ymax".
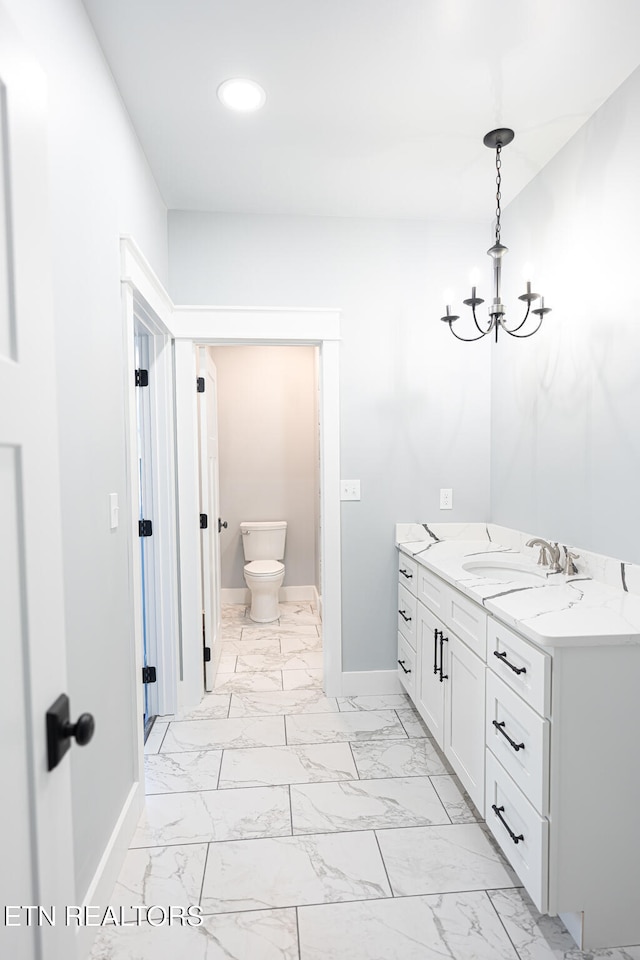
[{"xmin": 240, "ymin": 521, "xmax": 287, "ymax": 623}]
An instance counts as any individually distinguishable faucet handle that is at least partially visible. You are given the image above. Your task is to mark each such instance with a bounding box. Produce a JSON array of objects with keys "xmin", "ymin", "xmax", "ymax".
[{"xmin": 563, "ymin": 550, "xmax": 580, "ymax": 576}]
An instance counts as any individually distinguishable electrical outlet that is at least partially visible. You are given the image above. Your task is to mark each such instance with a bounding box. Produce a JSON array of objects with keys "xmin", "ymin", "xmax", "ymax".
[
  {"xmin": 440, "ymin": 488, "xmax": 453, "ymax": 510},
  {"xmin": 341, "ymin": 480, "xmax": 361, "ymax": 501}
]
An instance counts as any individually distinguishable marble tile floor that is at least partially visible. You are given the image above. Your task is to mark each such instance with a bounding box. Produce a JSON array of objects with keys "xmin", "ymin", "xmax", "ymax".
[{"xmin": 91, "ymin": 603, "xmax": 635, "ymax": 960}]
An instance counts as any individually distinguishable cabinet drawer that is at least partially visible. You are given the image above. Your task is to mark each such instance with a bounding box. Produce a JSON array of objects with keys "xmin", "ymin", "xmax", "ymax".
[
  {"xmin": 486, "ymin": 671, "xmax": 550, "ymax": 815},
  {"xmin": 397, "ymin": 553, "xmax": 418, "ymax": 596},
  {"xmin": 488, "ymin": 619, "xmax": 551, "ymax": 716},
  {"xmin": 397, "ymin": 583, "xmax": 417, "ymax": 649},
  {"xmin": 444, "ymin": 588, "xmax": 487, "ymax": 661},
  {"xmin": 417, "ymin": 564, "xmax": 449, "ymax": 619},
  {"xmin": 485, "ymin": 751, "xmax": 548, "ymax": 913},
  {"xmin": 397, "ymin": 633, "xmax": 416, "ymax": 699}
]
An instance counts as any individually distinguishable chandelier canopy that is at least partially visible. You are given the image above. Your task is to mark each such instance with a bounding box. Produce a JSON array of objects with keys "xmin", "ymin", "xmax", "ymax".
[{"xmin": 441, "ymin": 128, "xmax": 551, "ymax": 342}]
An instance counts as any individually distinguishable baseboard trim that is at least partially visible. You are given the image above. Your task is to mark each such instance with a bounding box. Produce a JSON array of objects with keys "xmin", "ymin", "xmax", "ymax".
[
  {"xmin": 339, "ymin": 670, "xmax": 403, "ymax": 696},
  {"xmin": 75, "ymin": 780, "xmax": 144, "ymax": 956},
  {"xmin": 221, "ymin": 585, "xmax": 319, "ymax": 604}
]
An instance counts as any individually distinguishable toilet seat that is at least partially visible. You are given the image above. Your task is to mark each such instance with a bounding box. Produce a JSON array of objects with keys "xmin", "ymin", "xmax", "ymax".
[{"xmin": 245, "ymin": 560, "xmax": 284, "ymax": 577}]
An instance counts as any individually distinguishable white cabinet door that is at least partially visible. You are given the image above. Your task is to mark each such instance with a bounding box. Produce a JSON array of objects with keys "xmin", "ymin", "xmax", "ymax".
[
  {"xmin": 444, "ymin": 633, "xmax": 486, "ymax": 815},
  {"xmin": 416, "ymin": 602, "xmax": 446, "ymax": 749}
]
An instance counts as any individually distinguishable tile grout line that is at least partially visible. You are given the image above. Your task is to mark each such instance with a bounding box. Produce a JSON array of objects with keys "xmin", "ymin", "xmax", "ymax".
[
  {"xmin": 287, "ymin": 783, "xmax": 294, "ymax": 836},
  {"xmin": 294, "ymin": 906, "xmax": 302, "ymax": 960},
  {"xmin": 194, "ymin": 885, "xmax": 526, "ymax": 918},
  {"xmin": 484, "ymin": 889, "xmax": 526, "ymax": 960},
  {"xmin": 346, "ymin": 740, "xmax": 361, "ymax": 780},
  {"xmin": 372, "ymin": 829, "xmax": 396, "ymax": 899},
  {"xmin": 197, "ymin": 842, "xmax": 211, "ymax": 907}
]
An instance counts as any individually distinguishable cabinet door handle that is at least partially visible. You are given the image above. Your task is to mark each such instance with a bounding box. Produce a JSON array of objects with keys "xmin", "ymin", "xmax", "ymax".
[
  {"xmin": 433, "ymin": 628, "xmax": 440, "ymax": 675},
  {"xmin": 397, "ymin": 659, "xmax": 412, "ymax": 675},
  {"xmin": 439, "ymin": 633, "xmax": 448, "ymax": 682},
  {"xmin": 492, "ymin": 720, "xmax": 525, "ymax": 752},
  {"xmin": 492, "ymin": 804, "xmax": 524, "ymax": 844},
  {"xmin": 399, "ymin": 568, "xmax": 413, "ymax": 579},
  {"xmin": 493, "ymin": 650, "xmax": 527, "ymax": 675},
  {"xmin": 399, "ymin": 610, "xmax": 412, "ymax": 623}
]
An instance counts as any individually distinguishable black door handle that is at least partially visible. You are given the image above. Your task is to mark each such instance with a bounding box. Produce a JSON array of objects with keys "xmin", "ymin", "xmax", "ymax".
[
  {"xmin": 433, "ymin": 628, "xmax": 440, "ymax": 675},
  {"xmin": 397, "ymin": 659, "xmax": 411, "ymax": 675},
  {"xmin": 46, "ymin": 694, "xmax": 95, "ymax": 771},
  {"xmin": 398, "ymin": 610, "xmax": 412, "ymax": 623},
  {"xmin": 218, "ymin": 518, "xmax": 228, "ymax": 533}
]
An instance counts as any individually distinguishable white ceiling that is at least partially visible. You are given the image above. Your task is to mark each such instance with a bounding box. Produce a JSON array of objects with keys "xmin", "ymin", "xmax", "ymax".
[{"xmin": 82, "ymin": 0, "xmax": 640, "ymax": 220}]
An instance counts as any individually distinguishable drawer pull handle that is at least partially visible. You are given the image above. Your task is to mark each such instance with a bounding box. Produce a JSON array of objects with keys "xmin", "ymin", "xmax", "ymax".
[
  {"xmin": 399, "ymin": 568, "xmax": 413, "ymax": 579},
  {"xmin": 397, "ymin": 659, "xmax": 412, "ymax": 675},
  {"xmin": 399, "ymin": 610, "xmax": 412, "ymax": 623},
  {"xmin": 493, "ymin": 650, "xmax": 527, "ymax": 675},
  {"xmin": 439, "ymin": 633, "xmax": 448, "ymax": 683},
  {"xmin": 493, "ymin": 720, "xmax": 525, "ymax": 752},
  {"xmin": 492, "ymin": 804, "xmax": 524, "ymax": 845}
]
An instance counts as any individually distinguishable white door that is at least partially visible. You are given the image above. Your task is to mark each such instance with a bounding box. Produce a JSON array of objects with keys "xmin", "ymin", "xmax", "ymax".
[
  {"xmin": 134, "ymin": 330, "xmax": 159, "ymax": 724},
  {"xmin": 197, "ymin": 348, "xmax": 222, "ymax": 691},
  {"xmin": 0, "ymin": 8, "xmax": 76, "ymax": 959}
]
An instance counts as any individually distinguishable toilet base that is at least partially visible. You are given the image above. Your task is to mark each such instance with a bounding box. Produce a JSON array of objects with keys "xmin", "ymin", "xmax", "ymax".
[{"xmin": 248, "ymin": 592, "xmax": 280, "ymax": 623}]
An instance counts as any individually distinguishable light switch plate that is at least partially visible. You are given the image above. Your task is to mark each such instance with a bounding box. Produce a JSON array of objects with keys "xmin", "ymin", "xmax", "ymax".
[
  {"xmin": 109, "ymin": 493, "xmax": 119, "ymax": 529},
  {"xmin": 341, "ymin": 480, "xmax": 361, "ymax": 501},
  {"xmin": 440, "ymin": 488, "xmax": 453, "ymax": 510}
]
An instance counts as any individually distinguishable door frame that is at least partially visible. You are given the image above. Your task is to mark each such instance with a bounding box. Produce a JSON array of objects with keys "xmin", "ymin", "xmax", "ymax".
[
  {"xmin": 172, "ymin": 308, "xmax": 342, "ymax": 703},
  {"xmin": 121, "ymin": 240, "xmax": 179, "ymax": 750},
  {"xmin": 121, "ymin": 238, "xmax": 342, "ymax": 707}
]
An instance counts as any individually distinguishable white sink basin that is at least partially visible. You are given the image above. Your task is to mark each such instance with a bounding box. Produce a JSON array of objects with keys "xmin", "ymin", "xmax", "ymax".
[{"xmin": 461, "ymin": 557, "xmax": 548, "ymax": 584}]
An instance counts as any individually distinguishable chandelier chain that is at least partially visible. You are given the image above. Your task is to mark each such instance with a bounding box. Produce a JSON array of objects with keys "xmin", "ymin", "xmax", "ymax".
[{"xmin": 495, "ymin": 143, "xmax": 502, "ymax": 244}]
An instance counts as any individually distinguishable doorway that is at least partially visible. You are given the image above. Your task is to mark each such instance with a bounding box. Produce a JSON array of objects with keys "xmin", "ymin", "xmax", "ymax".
[
  {"xmin": 172, "ymin": 308, "xmax": 341, "ymax": 707},
  {"xmin": 210, "ymin": 345, "xmax": 321, "ymax": 608},
  {"xmin": 123, "ymin": 289, "xmax": 180, "ymax": 740}
]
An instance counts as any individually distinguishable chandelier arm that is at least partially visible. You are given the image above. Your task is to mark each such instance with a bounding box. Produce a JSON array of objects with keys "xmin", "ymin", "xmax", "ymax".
[
  {"xmin": 505, "ymin": 316, "xmax": 544, "ymax": 339},
  {"xmin": 503, "ymin": 301, "xmax": 531, "ymax": 334},
  {"xmin": 448, "ymin": 324, "xmax": 490, "ymax": 343},
  {"xmin": 471, "ymin": 302, "xmax": 492, "ymax": 335}
]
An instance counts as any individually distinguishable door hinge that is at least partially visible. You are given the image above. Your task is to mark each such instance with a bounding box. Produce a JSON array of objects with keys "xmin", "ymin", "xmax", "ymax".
[
  {"xmin": 203, "ymin": 647, "xmax": 211, "ymax": 663},
  {"xmin": 200, "ymin": 513, "xmax": 208, "ymax": 529},
  {"xmin": 135, "ymin": 368, "xmax": 149, "ymax": 387},
  {"xmin": 138, "ymin": 519, "xmax": 153, "ymax": 537},
  {"xmin": 142, "ymin": 666, "xmax": 157, "ymax": 684},
  {"xmin": 197, "ymin": 376, "xmax": 205, "ymax": 393}
]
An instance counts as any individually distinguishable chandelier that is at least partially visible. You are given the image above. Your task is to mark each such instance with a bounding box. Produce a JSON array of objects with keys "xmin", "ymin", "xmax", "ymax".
[{"xmin": 441, "ymin": 128, "xmax": 551, "ymax": 342}]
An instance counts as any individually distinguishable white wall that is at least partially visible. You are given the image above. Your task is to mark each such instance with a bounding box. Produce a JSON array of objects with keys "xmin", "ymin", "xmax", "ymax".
[
  {"xmin": 491, "ymin": 64, "xmax": 640, "ymax": 563},
  {"xmin": 210, "ymin": 345, "xmax": 318, "ymax": 589},
  {"xmin": 5, "ymin": 0, "xmax": 167, "ymax": 898},
  {"xmin": 169, "ymin": 212, "xmax": 492, "ymax": 671}
]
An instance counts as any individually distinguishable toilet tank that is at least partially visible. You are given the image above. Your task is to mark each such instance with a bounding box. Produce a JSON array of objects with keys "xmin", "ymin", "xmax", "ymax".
[{"xmin": 240, "ymin": 521, "xmax": 287, "ymax": 561}]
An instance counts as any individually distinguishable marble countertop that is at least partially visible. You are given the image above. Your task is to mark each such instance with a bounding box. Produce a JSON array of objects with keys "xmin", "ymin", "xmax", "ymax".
[{"xmin": 396, "ymin": 523, "xmax": 640, "ymax": 649}]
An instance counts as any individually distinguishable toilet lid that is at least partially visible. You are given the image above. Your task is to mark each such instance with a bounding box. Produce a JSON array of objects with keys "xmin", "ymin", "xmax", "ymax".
[{"xmin": 245, "ymin": 560, "xmax": 284, "ymax": 576}]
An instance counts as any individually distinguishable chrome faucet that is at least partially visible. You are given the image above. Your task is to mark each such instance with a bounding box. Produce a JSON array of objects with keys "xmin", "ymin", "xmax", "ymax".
[{"xmin": 526, "ymin": 538, "xmax": 562, "ymax": 573}]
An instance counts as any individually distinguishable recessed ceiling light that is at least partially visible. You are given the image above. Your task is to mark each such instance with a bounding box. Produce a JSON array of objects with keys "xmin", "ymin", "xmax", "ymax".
[{"xmin": 217, "ymin": 78, "xmax": 266, "ymax": 112}]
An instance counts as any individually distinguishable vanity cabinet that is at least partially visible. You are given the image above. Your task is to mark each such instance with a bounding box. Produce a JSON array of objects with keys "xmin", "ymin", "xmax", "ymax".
[{"xmin": 396, "ymin": 539, "xmax": 640, "ymax": 949}]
